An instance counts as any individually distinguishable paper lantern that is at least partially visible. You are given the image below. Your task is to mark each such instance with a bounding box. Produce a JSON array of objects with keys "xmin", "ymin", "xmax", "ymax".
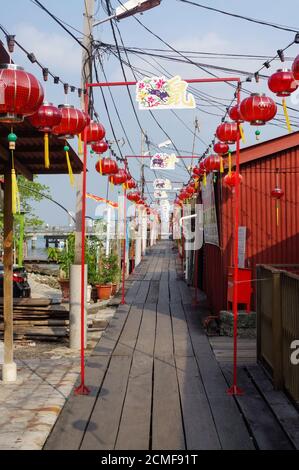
[
  {"xmin": 109, "ymin": 169, "xmax": 128, "ymax": 185},
  {"xmin": 204, "ymin": 155, "xmax": 222, "ymax": 173},
  {"xmin": 228, "ymin": 105, "xmax": 244, "ymax": 122},
  {"xmin": 185, "ymin": 185, "xmax": 196, "ymax": 196},
  {"xmin": 240, "ymin": 93, "xmax": 277, "ymax": 125},
  {"xmin": 52, "ymin": 105, "xmax": 88, "ymax": 138},
  {"xmin": 126, "ymin": 178, "xmax": 137, "ymax": 190},
  {"xmin": 214, "ymin": 142, "xmax": 229, "ymax": 155},
  {"xmin": 86, "ymin": 120, "xmax": 106, "ymax": 144},
  {"xmin": 271, "ymin": 187, "xmax": 284, "ymax": 226},
  {"xmin": 216, "ymin": 122, "xmax": 240, "ymax": 144},
  {"xmin": 92, "ymin": 140, "xmax": 109, "ymax": 154},
  {"xmin": 95, "ymin": 158, "xmax": 118, "ymax": 175},
  {"xmin": 292, "ymin": 55, "xmax": 299, "ymax": 81},
  {"xmin": 0, "ymin": 63, "xmax": 44, "ymax": 122},
  {"xmin": 192, "ymin": 165, "xmax": 205, "ymax": 178},
  {"xmin": 29, "ymin": 102, "xmax": 62, "ymax": 168},
  {"xmin": 178, "ymin": 189, "xmax": 189, "ymax": 201},
  {"xmin": 268, "ymin": 69, "xmax": 298, "ymax": 97},
  {"xmin": 127, "ymin": 191, "xmax": 140, "ymax": 202},
  {"xmin": 223, "ymin": 172, "xmax": 243, "ymax": 189}
]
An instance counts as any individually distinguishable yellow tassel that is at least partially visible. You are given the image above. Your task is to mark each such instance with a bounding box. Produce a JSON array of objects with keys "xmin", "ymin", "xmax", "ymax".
[
  {"xmin": 44, "ymin": 132, "xmax": 50, "ymax": 169},
  {"xmin": 239, "ymin": 124, "xmax": 246, "ymax": 144},
  {"xmin": 78, "ymin": 134, "xmax": 83, "ymax": 155},
  {"xmin": 282, "ymin": 98, "xmax": 292, "ymax": 133},
  {"xmin": 65, "ymin": 151, "xmax": 74, "ymax": 187},
  {"xmin": 11, "ymin": 168, "xmax": 17, "ymax": 215},
  {"xmin": 220, "ymin": 156, "xmax": 224, "ymax": 173},
  {"xmin": 99, "ymin": 159, "xmax": 103, "ymax": 175},
  {"xmin": 276, "ymin": 202, "xmax": 279, "ymax": 227},
  {"xmin": 203, "ymin": 171, "xmax": 207, "ymax": 187},
  {"xmin": 228, "ymin": 152, "xmax": 232, "ymax": 176},
  {"xmin": 195, "ymin": 181, "xmax": 199, "ymax": 191}
]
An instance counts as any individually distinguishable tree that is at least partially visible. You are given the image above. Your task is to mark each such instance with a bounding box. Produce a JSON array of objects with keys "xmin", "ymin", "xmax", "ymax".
[{"xmin": 16, "ymin": 175, "xmax": 51, "ymax": 227}]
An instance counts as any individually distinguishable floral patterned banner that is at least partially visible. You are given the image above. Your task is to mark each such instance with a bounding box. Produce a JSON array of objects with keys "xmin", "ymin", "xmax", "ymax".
[
  {"xmin": 153, "ymin": 178, "xmax": 172, "ymax": 190},
  {"xmin": 136, "ymin": 75, "xmax": 196, "ymax": 110},
  {"xmin": 150, "ymin": 153, "xmax": 177, "ymax": 170},
  {"xmin": 154, "ymin": 190, "xmax": 168, "ymax": 199}
]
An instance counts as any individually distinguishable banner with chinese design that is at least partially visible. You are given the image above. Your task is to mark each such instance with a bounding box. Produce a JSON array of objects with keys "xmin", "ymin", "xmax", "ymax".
[
  {"xmin": 136, "ymin": 75, "xmax": 196, "ymax": 110},
  {"xmin": 150, "ymin": 153, "xmax": 177, "ymax": 170},
  {"xmin": 87, "ymin": 193, "xmax": 118, "ymax": 208},
  {"xmin": 153, "ymin": 178, "xmax": 172, "ymax": 190}
]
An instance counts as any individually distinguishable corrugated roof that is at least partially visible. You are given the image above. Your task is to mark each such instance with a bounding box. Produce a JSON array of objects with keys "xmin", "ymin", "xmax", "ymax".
[
  {"xmin": 230, "ymin": 131, "xmax": 299, "ymax": 166},
  {"xmin": 0, "ymin": 119, "xmax": 83, "ymax": 180}
]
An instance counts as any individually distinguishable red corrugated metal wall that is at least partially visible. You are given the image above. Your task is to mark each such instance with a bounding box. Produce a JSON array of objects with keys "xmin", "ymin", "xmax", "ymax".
[{"xmin": 203, "ymin": 145, "xmax": 299, "ymax": 314}]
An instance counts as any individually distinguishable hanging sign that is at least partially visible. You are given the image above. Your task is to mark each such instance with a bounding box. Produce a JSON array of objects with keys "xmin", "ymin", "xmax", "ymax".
[
  {"xmin": 150, "ymin": 153, "xmax": 177, "ymax": 170},
  {"xmin": 201, "ymin": 174, "xmax": 219, "ymax": 246},
  {"xmin": 154, "ymin": 190, "xmax": 168, "ymax": 199},
  {"xmin": 153, "ymin": 178, "xmax": 172, "ymax": 190},
  {"xmin": 136, "ymin": 75, "xmax": 196, "ymax": 110}
]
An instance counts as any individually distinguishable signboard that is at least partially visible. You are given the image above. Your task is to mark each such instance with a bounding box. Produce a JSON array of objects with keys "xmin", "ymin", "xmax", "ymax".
[
  {"xmin": 201, "ymin": 174, "xmax": 219, "ymax": 246},
  {"xmin": 153, "ymin": 178, "xmax": 172, "ymax": 190},
  {"xmin": 150, "ymin": 153, "xmax": 177, "ymax": 170},
  {"xmin": 136, "ymin": 75, "xmax": 196, "ymax": 110},
  {"xmin": 154, "ymin": 190, "xmax": 168, "ymax": 199}
]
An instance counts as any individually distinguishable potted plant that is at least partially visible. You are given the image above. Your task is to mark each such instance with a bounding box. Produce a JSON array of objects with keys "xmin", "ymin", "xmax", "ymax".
[
  {"xmin": 108, "ymin": 252, "xmax": 121, "ymax": 295},
  {"xmin": 95, "ymin": 256, "xmax": 114, "ymax": 300},
  {"xmin": 48, "ymin": 234, "xmax": 75, "ymax": 301}
]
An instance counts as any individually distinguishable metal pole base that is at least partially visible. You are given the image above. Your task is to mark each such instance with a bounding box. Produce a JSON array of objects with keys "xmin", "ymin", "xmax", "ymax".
[
  {"xmin": 227, "ymin": 385, "xmax": 244, "ymax": 396},
  {"xmin": 74, "ymin": 383, "xmax": 90, "ymax": 396}
]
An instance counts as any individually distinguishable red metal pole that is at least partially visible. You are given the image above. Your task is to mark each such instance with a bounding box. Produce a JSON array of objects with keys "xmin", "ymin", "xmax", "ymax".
[
  {"xmin": 227, "ymin": 84, "xmax": 243, "ymax": 396},
  {"xmin": 75, "ymin": 89, "xmax": 90, "ymax": 396},
  {"xmin": 121, "ymin": 187, "xmax": 127, "ymax": 305}
]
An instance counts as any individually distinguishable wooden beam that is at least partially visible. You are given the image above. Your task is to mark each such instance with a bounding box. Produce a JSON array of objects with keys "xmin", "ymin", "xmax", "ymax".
[
  {"xmin": 0, "ymin": 143, "xmax": 33, "ymax": 181},
  {"xmin": 3, "ymin": 163, "xmax": 14, "ymax": 365}
]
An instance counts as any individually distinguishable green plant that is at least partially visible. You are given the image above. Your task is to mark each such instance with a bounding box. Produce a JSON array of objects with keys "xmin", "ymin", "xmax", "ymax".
[
  {"xmin": 96, "ymin": 255, "xmax": 115, "ymax": 286},
  {"xmin": 107, "ymin": 252, "xmax": 120, "ymax": 284},
  {"xmin": 86, "ymin": 237, "xmax": 102, "ymax": 285},
  {"xmin": 47, "ymin": 234, "xmax": 75, "ymax": 279}
]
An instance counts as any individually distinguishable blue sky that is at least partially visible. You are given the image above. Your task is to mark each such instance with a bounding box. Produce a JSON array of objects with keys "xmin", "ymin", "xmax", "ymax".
[{"xmin": 1, "ymin": 0, "xmax": 299, "ymax": 224}]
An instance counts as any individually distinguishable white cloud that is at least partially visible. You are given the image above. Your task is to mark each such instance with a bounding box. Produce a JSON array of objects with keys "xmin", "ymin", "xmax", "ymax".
[{"xmin": 15, "ymin": 23, "xmax": 81, "ymax": 74}]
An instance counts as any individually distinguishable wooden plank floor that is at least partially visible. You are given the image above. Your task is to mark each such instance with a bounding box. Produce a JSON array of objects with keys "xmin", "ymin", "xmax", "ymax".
[{"xmin": 45, "ymin": 241, "xmax": 298, "ymax": 451}]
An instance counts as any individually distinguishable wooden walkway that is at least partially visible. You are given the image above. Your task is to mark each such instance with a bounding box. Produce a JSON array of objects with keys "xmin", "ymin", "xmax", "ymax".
[{"xmin": 45, "ymin": 241, "xmax": 299, "ymax": 451}]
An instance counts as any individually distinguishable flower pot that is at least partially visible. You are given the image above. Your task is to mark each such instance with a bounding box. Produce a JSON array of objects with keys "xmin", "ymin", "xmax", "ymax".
[
  {"xmin": 96, "ymin": 284, "xmax": 112, "ymax": 300},
  {"xmin": 58, "ymin": 278, "xmax": 70, "ymax": 302}
]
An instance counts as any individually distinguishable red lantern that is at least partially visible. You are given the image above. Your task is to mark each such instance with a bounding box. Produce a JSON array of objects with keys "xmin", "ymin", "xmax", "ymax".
[
  {"xmin": 52, "ymin": 105, "xmax": 88, "ymax": 138},
  {"xmin": 127, "ymin": 178, "xmax": 137, "ymax": 190},
  {"xmin": 292, "ymin": 55, "xmax": 299, "ymax": 81},
  {"xmin": 229, "ymin": 105, "xmax": 244, "ymax": 122},
  {"xmin": 268, "ymin": 69, "xmax": 298, "ymax": 97},
  {"xmin": 0, "ymin": 63, "xmax": 44, "ymax": 122},
  {"xmin": 240, "ymin": 93, "xmax": 277, "ymax": 125},
  {"xmin": 178, "ymin": 189, "xmax": 189, "ymax": 201},
  {"xmin": 192, "ymin": 165, "xmax": 204, "ymax": 178},
  {"xmin": 95, "ymin": 158, "xmax": 118, "ymax": 175},
  {"xmin": 29, "ymin": 102, "xmax": 62, "ymax": 169},
  {"xmin": 92, "ymin": 140, "xmax": 109, "ymax": 154},
  {"xmin": 185, "ymin": 185, "xmax": 196, "ymax": 196},
  {"xmin": 214, "ymin": 142, "xmax": 229, "ymax": 155},
  {"xmin": 127, "ymin": 191, "xmax": 140, "ymax": 202},
  {"xmin": 271, "ymin": 187, "xmax": 284, "ymax": 199},
  {"xmin": 223, "ymin": 172, "xmax": 243, "ymax": 189},
  {"xmin": 204, "ymin": 155, "xmax": 221, "ymax": 172},
  {"xmin": 109, "ymin": 169, "xmax": 128, "ymax": 185},
  {"xmin": 86, "ymin": 120, "xmax": 106, "ymax": 144},
  {"xmin": 216, "ymin": 122, "xmax": 239, "ymax": 144}
]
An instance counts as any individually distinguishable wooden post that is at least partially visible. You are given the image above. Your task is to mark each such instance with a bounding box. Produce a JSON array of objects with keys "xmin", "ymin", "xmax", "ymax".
[
  {"xmin": 2, "ymin": 164, "xmax": 17, "ymax": 382},
  {"xmin": 256, "ymin": 265, "xmax": 262, "ymax": 363},
  {"xmin": 272, "ymin": 270, "xmax": 283, "ymax": 390}
]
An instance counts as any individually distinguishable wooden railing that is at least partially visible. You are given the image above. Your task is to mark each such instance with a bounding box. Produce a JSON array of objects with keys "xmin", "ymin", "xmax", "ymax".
[{"xmin": 257, "ymin": 265, "xmax": 299, "ymax": 403}]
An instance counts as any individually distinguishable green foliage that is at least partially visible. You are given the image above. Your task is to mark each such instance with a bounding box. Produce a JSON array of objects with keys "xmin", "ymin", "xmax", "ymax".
[
  {"xmin": 85, "ymin": 236, "xmax": 102, "ymax": 285},
  {"xmin": 96, "ymin": 252, "xmax": 120, "ymax": 286},
  {"xmin": 47, "ymin": 234, "xmax": 75, "ymax": 279},
  {"xmin": 17, "ymin": 175, "xmax": 50, "ymax": 227}
]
